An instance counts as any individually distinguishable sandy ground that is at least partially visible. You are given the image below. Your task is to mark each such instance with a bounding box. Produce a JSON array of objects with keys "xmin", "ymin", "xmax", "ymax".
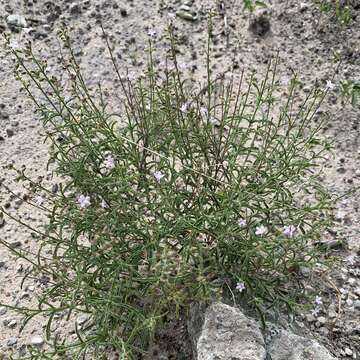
[{"xmin": 0, "ymin": 0, "xmax": 360, "ymax": 358}]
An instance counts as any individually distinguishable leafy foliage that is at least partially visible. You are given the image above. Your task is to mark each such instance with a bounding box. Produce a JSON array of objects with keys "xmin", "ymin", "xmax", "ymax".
[{"xmin": 1, "ymin": 25, "xmax": 336, "ymax": 359}]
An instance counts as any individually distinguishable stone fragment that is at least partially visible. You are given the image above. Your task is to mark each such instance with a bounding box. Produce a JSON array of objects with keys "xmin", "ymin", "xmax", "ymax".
[
  {"xmin": 7, "ymin": 337, "xmax": 17, "ymax": 347},
  {"xmin": 7, "ymin": 319, "xmax": 17, "ymax": 328},
  {"xmin": 268, "ymin": 329, "xmax": 337, "ymax": 360},
  {"xmin": 30, "ymin": 336, "xmax": 44, "ymax": 346},
  {"xmin": 6, "ymin": 14, "xmax": 27, "ymax": 28},
  {"xmin": 0, "ymin": 307, "xmax": 7, "ymax": 316},
  {"xmin": 196, "ymin": 302, "xmax": 266, "ymax": 360},
  {"xmin": 6, "ymin": 128, "xmax": 14, "ymax": 137},
  {"xmin": 354, "ymin": 300, "xmax": 360, "ymax": 310},
  {"xmin": 176, "ymin": 5, "xmax": 198, "ymax": 21}
]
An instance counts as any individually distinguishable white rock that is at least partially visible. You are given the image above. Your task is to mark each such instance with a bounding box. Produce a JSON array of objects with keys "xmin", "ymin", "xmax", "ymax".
[
  {"xmin": 0, "ymin": 307, "xmax": 7, "ymax": 316},
  {"xmin": 7, "ymin": 337, "xmax": 17, "ymax": 347},
  {"xmin": 30, "ymin": 335, "xmax": 44, "ymax": 346},
  {"xmin": 6, "ymin": 14, "xmax": 27, "ymax": 28},
  {"xmin": 8, "ymin": 319, "xmax": 17, "ymax": 328},
  {"xmin": 299, "ymin": 2, "xmax": 309, "ymax": 11},
  {"xmin": 354, "ymin": 300, "xmax": 360, "ymax": 310},
  {"xmin": 268, "ymin": 329, "xmax": 337, "ymax": 360},
  {"xmin": 196, "ymin": 303, "xmax": 266, "ymax": 360}
]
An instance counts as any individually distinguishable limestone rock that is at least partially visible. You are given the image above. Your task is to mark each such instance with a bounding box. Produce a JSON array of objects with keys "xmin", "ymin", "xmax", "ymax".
[
  {"xmin": 196, "ymin": 302, "xmax": 266, "ymax": 360},
  {"xmin": 6, "ymin": 14, "xmax": 27, "ymax": 28},
  {"xmin": 268, "ymin": 329, "xmax": 337, "ymax": 360}
]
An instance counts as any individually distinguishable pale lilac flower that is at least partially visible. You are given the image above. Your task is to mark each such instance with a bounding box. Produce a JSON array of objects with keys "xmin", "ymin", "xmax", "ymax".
[
  {"xmin": 159, "ymin": 59, "xmax": 166, "ymax": 67},
  {"xmin": 78, "ymin": 194, "xmax": 91, "ymax": 209},
  {"xmin": 238, "ymin": 218, "xmax": 247, "ymax": 227},
  {"xmin": 325, "ymin": 80, "xmax": 335, "ymax": 91},
  {"xmin": 280, "ymin": 76, "xmax": 290, "ymax": 86},
  {"xmin": 101, "ymin": 199, "xmax": 108, "ymax": 209},
  {"xmin": 283, "ymin": 224, "xmax": 297, "ymax": 238},
  {"xmin": 35, "ymin": 195, "xmax": 45, "ymax": 206},
  {"xmin": 153, "ymin": 171, "xmax": 165, "ymax": 182},
  {"xmin": 167, "ymin": 63, "xmax": 175, "ymax": 71},
  {"xmin": 314, "ymin": 296, "xmax": 323, "ymax": 306},
  {"xmin": 103, "ymin": 154, "xmax": 115, "ymax": 170},
  {"xmin": 9, "ymin": 39, "xmax": 20, "ymax": 50},
  {"xmin": 236, "ymin": 281, "xmax": 246, "ymax": 293},
  {"xmin": 168, "ymin": 12, "xmax": 176, "ymax": 19},
  {"xmin": 255, "ymin": 225, "xmax": 267, "ymax": 236},
  {"xmin": 311, "ymin": 307, "xmax": 321, "ymax": 317},
  {"xmin": 346, "ymin": 255, "xmax": 356, "ymax": 265},
  {"xmin": 127, "ymin": 71, "xmax": 136, "ymax": 82},
  {"xmin": 178, "ymin": 62, "xmax": 188, "ymax": 71},
  {"xmin": 200, "ymin": 107, "xmax": 208, "ymax": 116},
  {"xmin": 180, "ymin": 102, "xmax": 189, "ymax": 113},
  {"xmin": 147, "ymin": 28, "xmax": 157, "ymax": 38}
]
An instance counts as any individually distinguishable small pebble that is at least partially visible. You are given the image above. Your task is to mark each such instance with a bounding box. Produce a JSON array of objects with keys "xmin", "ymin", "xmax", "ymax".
[
  {"xmin": 8, "ymin": 319, "xmax": 17, "ymax": 328},
  {"xmin": 30, "ymin": 335, "xmax": 44, "ymax": 346},
  {"xmin": 7, "ymin": 337, "xmax": 17, "ymax": 347},
  {"xmin": 6, "ymin": 128, "xmax": 14, "ymax": 137},
  {"xmin": 306, "ymin": 314, "xmax": 316, "ymax": 323},
  {"xmin": 6, "ymin": 14, "xmax": 27, "ymax": 28},
  {"xmin": 0, "ymin": 307, "xmax": 7, "ymax": 316},
  {"xmin": 10, "ymin": 241, "xmax": 22, "ymax": 249}
]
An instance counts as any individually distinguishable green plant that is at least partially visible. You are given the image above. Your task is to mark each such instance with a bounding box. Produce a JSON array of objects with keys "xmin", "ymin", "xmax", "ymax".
[
  {"xmin": 243, "ymin": 0, "xmax": 268, "ymax": 12},
  {"xmin": 314, "ymin": 0, "xmax": 352, "ymax": 26},
  {"xmin": 340, "ymin": 79, "xmax": 360, "ymax": 106},
  {"xmin": 2, "ymin": 24, "xmax": 336, "ymax": 359}
]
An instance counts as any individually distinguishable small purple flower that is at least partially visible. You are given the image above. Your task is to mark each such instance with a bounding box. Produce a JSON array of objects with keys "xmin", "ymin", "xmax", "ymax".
[
  {"xmin": 346, "ymin": 255, "xmax": 356, "ymax": 265},
  {"xmin": 147, "ymin": 28, "xmax": 157, "ymax": 38},
  {"xmin": 255, "ymin": 225, "xmax": 267, "ymax": 236},
  {"xmin": 178, "ymin": 62, "xmax": 188, "ymax": 71},
  {"xmin": 238, "ymin": 218, "xmax": 247, "ymax": 227},
  {"xmin": 180, "ymin": 102, "xmax": 189, "ymax": 113},
  {"xmin": 236, "ymin": 281, "xmax": 246, "ymax": 293},
  {"xmin": 78, "ymin": 194, "xmax": 91, "ymax": 209},
  {"xmin": 127, "ymin": 71, "xmax": 136, "ymax": 82},
  {"xmin": 283, "ymin": 225, "xmax": 297, "ymax": 238},
  {"xmin": 103, "ymin": 154, "xmax": 115, "ymax": 170},
  {"xmin": 200, "ymin": 107, "xmax": 208, "ymax": 116},
  {"xmin": 9, "ymin": 39, "xmax": 20, "ymax": 50},
  {"xmin": 311, "ymin": 307, "xmax": 321, "ymax": 317},
  {"xmin": 325, "ymin": 80, "xmax": 335, "ymax": 91},
  {"xmin": 35, "ymin": 195, "xmax": 45, "ymax": 206},
  {"xmin": 153, "ymin": 171, "xmax": 165, "ymax": 182},
  {"xmin": 314, "ymin": 296, "xmax": 323, "ymax": 306}
]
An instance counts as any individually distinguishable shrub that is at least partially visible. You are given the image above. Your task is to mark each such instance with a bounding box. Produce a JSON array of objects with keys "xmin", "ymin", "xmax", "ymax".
[{"xmin": 2, "ymin": 24, "xmax": 335, "ymax": 359}]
